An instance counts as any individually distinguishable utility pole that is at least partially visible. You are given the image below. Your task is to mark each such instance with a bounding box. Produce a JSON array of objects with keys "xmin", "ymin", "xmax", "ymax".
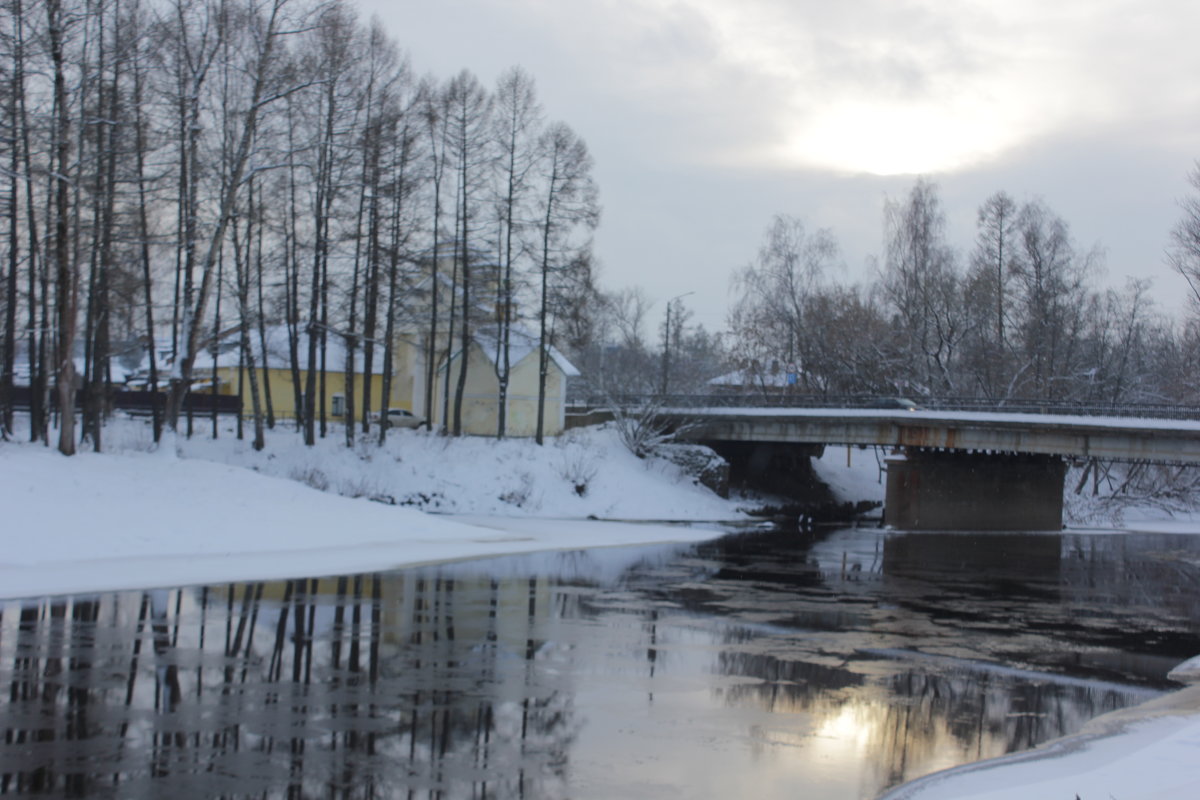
[{"xmin": 659, "ymin": 291, "xmax": 693, "ymax": 396}]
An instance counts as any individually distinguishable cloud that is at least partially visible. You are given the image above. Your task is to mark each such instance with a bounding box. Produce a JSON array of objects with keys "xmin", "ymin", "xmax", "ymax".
[
  {"xmin": 356, "ymin": 0, "xmax": 1200, "ymax": 326},
  {"xmin": 489, "ymin": 0, "xmax": 1200, "ymax": 175}
]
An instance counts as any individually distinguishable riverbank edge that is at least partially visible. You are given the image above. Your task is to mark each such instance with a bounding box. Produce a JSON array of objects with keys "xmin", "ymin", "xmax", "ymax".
[
  {"xmin": 877, "ymin": 674, "xmax": 1200, "ymax": 799},
  {"xmin": 0, "ymin": 515, "xmax": 736, "ymax": 603}
]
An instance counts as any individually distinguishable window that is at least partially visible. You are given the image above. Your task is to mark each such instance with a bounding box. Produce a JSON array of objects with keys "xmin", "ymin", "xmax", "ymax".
[{"xmin": 332, "ymin": 394, "xmax": 345, "ymax": 417}]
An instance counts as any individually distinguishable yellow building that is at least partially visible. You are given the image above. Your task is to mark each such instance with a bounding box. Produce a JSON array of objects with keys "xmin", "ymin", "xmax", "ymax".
[
  {"xmin": 200, "ymin": 325, "xmax": 405, "ymax": 423},
  {"xmin": 200, "ymin": 317, "xmax": 579, "ymax": 437},
  {"xmin": 388, "ymin": 245, "xmax": 581, "ymax": 437},
  {"xmin": 428, "ymin": 329, "xmax": 579, "ymax": 437}
]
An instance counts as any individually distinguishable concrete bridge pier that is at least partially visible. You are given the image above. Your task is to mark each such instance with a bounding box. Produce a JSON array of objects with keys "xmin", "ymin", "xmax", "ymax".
[{"xmin": 884, "ymin": 449, "xmax": 1066, "ymax": 531}]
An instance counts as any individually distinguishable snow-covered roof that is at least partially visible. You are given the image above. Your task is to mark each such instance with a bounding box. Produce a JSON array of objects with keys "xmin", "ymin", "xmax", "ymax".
[
  {"xmin": 198, "ymin": 324, "xmax": 391, "ymax": 375},
  {"xmin": 473, "ymin": 326, "xmax": 580, "ymax": 377}
]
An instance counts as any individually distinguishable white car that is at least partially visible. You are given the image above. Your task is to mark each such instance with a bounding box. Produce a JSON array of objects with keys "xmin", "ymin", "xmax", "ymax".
[{"xmin": 375, "ymin": 408, "xmax": 424, "ymax": 428}]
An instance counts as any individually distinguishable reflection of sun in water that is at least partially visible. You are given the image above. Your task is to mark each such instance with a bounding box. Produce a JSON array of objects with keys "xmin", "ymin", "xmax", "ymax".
[
  {"xmin": 815, "ymin": 703, "xmax": 874, "ymax": 749},
  {"xmin": 784, "ymin": 101, "xmax": 1019, "ymax": 176}
]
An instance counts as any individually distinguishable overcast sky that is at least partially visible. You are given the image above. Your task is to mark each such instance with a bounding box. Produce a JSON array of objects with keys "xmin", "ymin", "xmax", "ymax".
[{"xmin": 357, "ymin": 0, "xmax": 1200, "ymax": 334}]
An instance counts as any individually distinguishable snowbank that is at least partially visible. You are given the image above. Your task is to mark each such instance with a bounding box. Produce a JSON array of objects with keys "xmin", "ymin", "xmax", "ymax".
[
  {"xmin": 880, "ymin": 685, "xmax": 1200, "ymax": 800},
  {"xmin": 174, "ymin": 423, "xmax": 750, "ymax": 521},
  {"xmin": 0, "ymin": 422, "xmax": 749, "ymax": 600},
  {"xmin": 810, "ymin": 442, "xmax": 888, "ymax": 505}
]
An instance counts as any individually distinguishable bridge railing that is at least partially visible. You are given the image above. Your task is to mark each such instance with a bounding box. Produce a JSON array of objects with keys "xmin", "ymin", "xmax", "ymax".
[{"xmin": 566, "ymin": 393, "xmax": 1200, "ymax": 421}]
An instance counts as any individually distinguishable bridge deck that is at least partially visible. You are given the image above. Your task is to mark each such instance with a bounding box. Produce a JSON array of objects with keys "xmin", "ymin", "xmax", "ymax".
[{"xmin": 670, "ymin": 408, "xmax": 1200, "ymax": 465}]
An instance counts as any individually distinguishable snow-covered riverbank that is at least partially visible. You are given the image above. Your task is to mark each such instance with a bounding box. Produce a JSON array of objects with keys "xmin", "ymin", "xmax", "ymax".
[{"xmin": 0, "ymin": 421, "xmax": 774, "ymax": 600}]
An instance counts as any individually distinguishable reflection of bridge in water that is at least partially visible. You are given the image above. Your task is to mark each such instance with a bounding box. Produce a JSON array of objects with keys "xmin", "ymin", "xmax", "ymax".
[{"xmin": 661, "ymin": 406, "xmax": 1200, "ymax": 530}]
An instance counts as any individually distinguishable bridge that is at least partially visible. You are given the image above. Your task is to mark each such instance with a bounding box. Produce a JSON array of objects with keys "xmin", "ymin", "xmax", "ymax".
[{"xmin": 654, "ymin": 405, "xmax": 1200, "ymax": 531}]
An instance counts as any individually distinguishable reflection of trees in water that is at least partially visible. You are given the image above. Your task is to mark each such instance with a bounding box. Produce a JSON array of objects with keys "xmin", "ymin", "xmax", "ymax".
[
  {"xmin": 0, "ymin": 572, "xmax": 580, "ymax": 797},
  {"xmin": 714, "ymin": 648, "xmax": 1140, "ymax": 793},
  {"xmin": 875, "ymin": 667, "xmax": 1133, "ymax": 789},
  {"xmin": 1060, "ymin": 534, "xmax": 1200, "ymax": 623}
]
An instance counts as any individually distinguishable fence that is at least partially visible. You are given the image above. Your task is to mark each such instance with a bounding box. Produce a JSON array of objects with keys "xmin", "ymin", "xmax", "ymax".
[{"xmin": 7, "ymin": 385, "xmax": 241, "ymax": 416}]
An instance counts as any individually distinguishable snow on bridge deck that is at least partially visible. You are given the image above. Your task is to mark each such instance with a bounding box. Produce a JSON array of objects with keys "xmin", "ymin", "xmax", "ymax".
[{"xmin": 664, "ymin": 407, "xmax": 1200, "ymax": 465}]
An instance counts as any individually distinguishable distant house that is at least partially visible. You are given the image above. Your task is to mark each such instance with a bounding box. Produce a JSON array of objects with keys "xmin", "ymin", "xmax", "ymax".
[
  {"xmin": 195, "ymin": 325, "xmax": 405, "ymax": 422},
  {"xmin": 429, "ymin": 327, "xmax": 580, "ymax": 437},
  {"xmin": 185, "ymin": 250, "xmax": 581, "ymax": 437},
  {"xmin": 709, "ymin": 361, "xmax": 803, "ymax": 394},
  {"xmin": 387, "ymin": 242, "xmax": 582, "ymax": 437}
]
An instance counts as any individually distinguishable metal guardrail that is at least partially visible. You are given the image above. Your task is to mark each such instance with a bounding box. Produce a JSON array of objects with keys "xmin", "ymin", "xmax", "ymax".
[{"xmin": 566, "ymin": 394, "xmax": 1200, "ymax": 422}]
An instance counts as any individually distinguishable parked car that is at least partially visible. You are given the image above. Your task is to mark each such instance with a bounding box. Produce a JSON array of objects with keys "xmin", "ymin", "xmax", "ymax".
[
  {"xmin": 872, "ymin": 396, "xmax": 922, "ymax": 411},
  {"xmin": 373, "ymin": 408, "xmax": 424, "ymax": 428}
]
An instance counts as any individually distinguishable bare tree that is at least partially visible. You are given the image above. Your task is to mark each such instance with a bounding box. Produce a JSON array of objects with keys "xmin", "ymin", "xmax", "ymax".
[
  {"xmin": 357, "ymin": 25, "xmax": 409, "ymax": 439},
  {"xmin": 491, "ymin": 65, "xmax": 541, "ymax": 438},
  {"xmin": 1169, "ymin": 163, "xmax": 1200, "ymax": 308},
  {"xmin": 444, "ymin": 69, "xmax": 492, "ymax": 436},
  {"xmin": 11, "ymin": 0, "xmax": 48, "ymax": 444},
  {"xmin": 419, "ymin": 75, "xmax": 450, "ymax": 432},
  {"xmin": 880, "ymin": 179, "xmax": 964, "ymax": 395},
  {"xmin": 727, "ymin": 215, "xmax": 838, "ymax": 394},
  {"xmin": 531, "ymin": 121, "xmax": 598, "ymax": 444},
  {"xmin": 1008, "ymin": 198, "xmax": 1098, "ymax": 399},
  {"xmin": 377, "ymin": 87, "xmax": 422, "ymax": 445},
  {"xmin": 47, "ymin": 0, "xmax": 80, "ymax": 455},
  {"xmin": 570, "ymin": 286, "xmax": 656, "ymax": 396},
  {"xmin": 0, "ymin": 0, "xmax": 612, "ymax": 453},
  {"xmin": 300, "ymin": 1, "xmax": 358, "ymax": 445},
  {"xmin": 232, "ymin": 168, "xmax": 265, "ymax": 450},
  {"xmin": 128, "ymin": 0, "xmax": 164, "ymax": 442},
  {"xmin": 973, "ymin": 192, "xmax": 1018, "ymax": 348},
  {"xmin": 963, "ymin": 191, "xmax": 1018, "ymax": 397},
  {"xmin": 0, "ymin": 0, "xmax": 24, "ymax": 438},
  {"xmin": 165, "ymin": 0, "xmax": 304, "ymax": 439}
]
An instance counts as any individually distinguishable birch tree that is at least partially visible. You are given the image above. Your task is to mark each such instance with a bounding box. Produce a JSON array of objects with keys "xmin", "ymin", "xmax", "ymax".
[
  {"xmin": 727, "ymin": 215, "xmax": 838, "ymax": 393},
  {"xmin": 880, "ymin": 180, "xmax": 964, "ymax": 395},
  {"xmin": 1008, "ymin": 199, "xmax": 1096, "ymax": 399}
]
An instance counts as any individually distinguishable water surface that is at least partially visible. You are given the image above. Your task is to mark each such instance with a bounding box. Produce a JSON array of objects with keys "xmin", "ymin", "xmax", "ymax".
[{"xmin": 2, "ymin": 526, "xmax": 1198, "ymax": 799}]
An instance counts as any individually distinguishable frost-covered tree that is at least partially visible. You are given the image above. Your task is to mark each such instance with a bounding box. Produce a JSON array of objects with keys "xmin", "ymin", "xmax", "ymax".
[
  {"xmin": 727, "ymin": 215, "xmax": 838, "ymax": 392},
  {"xmin": 880, "ymin": 179, "xmax": 964, "ymax": 395},
  {"xmin": 1169, "ymin": 163, "xmax": 1200, "ymax": 309}
]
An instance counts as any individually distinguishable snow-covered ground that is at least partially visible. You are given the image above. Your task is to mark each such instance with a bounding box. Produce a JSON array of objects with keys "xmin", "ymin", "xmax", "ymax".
[
  {"xmin": 0, "ymin": 420, "xmax": 757, "ymax": 600},
  {"xmin": 2, "ymin": 418, "xmax": 1199, "ymax": 799},
  {"xmin": 880, "ymin": 680, "xmax": 1200, "ymax": 800},
  {"xmin": 174, "ymin": 421, "xmax": 751, "ymax": 520}
]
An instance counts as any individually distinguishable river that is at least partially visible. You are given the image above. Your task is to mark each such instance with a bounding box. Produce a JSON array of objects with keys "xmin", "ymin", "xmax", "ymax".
[{"xmin": 2, "ymin": 524, "xmax": 1199, "ymax": 799}]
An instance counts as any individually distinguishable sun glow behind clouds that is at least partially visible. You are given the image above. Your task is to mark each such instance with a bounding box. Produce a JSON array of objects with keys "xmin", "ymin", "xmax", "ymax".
[
  {"xmin": 610, "ymin": 0, "xmax": 1160, "ymax": 176},
  {"xmin": 784, "ymin": 100, "xmax": 1020, "ymax": 176},
  {"xmin": 630, "ymin": 0, "xmax": 1054, "ymax": 176}
]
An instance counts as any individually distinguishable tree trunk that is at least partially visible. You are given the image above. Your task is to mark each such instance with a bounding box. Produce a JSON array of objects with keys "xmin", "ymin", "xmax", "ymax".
[
  {"xmin": 48, "ymin": 0, "xmax": 78, "ymax": 456},
  {"xmin": 132, "ymin": 9, "xmax": 162, "ymax": 443}
]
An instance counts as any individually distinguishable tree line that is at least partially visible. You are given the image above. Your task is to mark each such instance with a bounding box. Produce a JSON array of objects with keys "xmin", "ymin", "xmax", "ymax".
[
  {"xmin": 4, "ymin": 0, "xmax": 1199, "ymax": 459},
  {"xmin": 727, "ymin": 175, "xmax": 1200, "ymax": 406},
  {"xmin": 0, "ymin": 0, "xmax": 600, "ymax": 455}
]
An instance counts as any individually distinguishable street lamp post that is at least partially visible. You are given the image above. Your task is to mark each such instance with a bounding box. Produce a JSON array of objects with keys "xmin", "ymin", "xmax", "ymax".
[{"xmin": 659, "ymin": 291, "xmax": 694, "ymax": 396}]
